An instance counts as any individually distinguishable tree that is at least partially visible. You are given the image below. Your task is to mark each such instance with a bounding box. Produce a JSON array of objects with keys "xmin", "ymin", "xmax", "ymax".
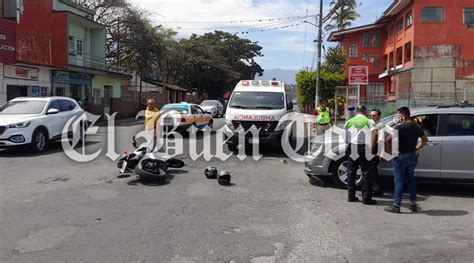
[
  {"xmin": 166, "ymin": 31, "xmax": 263, "ymax": 98},
  {"xmin": 325, "ymin": 0, "xmax": 360, "ymax": 32},
  {"xmin": 296, "ymin": 69, "xmax": 345, "ymax": 110},
  {"xmin": 323, "ymin": 46, "xmax": 346, "ymax": 73},
  {"xmin": 74, "ymin": 0, "xmax": 132, "ymax": 64}
]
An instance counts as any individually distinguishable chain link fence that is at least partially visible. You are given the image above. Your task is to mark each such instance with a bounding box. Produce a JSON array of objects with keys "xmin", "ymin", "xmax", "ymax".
[{"xmin": 361, "ymin": 91, "xmax": 474, "ymax": 117}]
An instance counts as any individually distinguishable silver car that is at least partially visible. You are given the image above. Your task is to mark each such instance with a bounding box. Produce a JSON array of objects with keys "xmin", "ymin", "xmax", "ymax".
[
  {"xmin": 200, "ymin": 100, "xmax": 224, "ymax": 118},
  {"xmin": 304, "ymin": 106, "xmax": 474, "ymax": 188}
]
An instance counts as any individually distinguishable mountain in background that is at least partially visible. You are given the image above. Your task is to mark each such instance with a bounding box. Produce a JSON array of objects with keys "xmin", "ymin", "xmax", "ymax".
[{"xmin": 256, "ymin": 69, "xmax": 298, "ymax": 84}]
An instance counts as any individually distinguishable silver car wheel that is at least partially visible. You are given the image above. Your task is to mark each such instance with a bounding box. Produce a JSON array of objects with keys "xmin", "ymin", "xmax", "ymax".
[{"xmin": 337, "ymin": 160, "xmax": 363, "ymax": 186}]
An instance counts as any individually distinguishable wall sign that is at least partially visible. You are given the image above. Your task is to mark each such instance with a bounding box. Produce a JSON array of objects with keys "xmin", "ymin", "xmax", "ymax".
[
  {"xmin": 53, "ymin": 71, "xmax": 93, "ymax": 86},
  {"xmin": 32, "ymin": 86, "xmax": 40, "ymax": 97},
  {"xmin": 3, "ymin": 65, "xmax": 39, "ymax": 80},
  {"xmin": 0, "ymin": 18, "xmax": 16, "ymax": 64},
  {"xmin": 348, "ymin": 66, "xmax": 369, "ymax": 86}
]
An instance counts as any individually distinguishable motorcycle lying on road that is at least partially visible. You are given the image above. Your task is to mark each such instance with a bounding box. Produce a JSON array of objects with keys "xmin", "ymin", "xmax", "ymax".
[{"xmin": 117, "ymin": 147, "xmax": 185, "ymax": 183}]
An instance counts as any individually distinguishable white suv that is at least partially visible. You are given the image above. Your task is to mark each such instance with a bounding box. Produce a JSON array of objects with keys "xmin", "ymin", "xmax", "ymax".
[{"xmin": 0, "ymin": 97, "xmax": 85, "ymax": 152}]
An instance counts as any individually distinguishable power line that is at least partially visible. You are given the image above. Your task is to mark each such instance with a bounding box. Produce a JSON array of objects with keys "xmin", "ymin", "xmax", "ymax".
[
  {"xmin": 156, "ymin": 14, "xmax": 316, "ymax": 24},
  {"xmin": 174, "ymin": 17, "xmax": 306, "ymax": 31},
  {"xmin": 236, "ymin": 21, "xmax": 305, "ymax": 35}
]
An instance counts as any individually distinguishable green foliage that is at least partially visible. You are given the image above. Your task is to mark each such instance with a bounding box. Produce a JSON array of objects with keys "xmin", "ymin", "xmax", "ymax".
[
  {"xmin": 323, "ymin": 46, "xmax": 346, "ymax": 73},
  {"xmin": 81, "ymin": 0, "xmax": 264, "ymax": 98},
  {"xmin": 167, "ymin": 31, "xmax": 263, "ymax": 98},
  {"xmin": 296, "ymin": 71, "xmax": 316, "ymax": 107},
  {"xmin": 325, "ymin": 0, "xmax": 360, "ymax": 32},
  {"xmin": 296, "ymin": 70, "xmax": 345, "ymax": 109}
]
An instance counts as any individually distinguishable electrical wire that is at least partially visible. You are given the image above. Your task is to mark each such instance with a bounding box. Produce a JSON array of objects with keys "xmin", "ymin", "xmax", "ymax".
[
  {"xmin": 174, "ymin": 16, "xmax": 308, "ymax": 31},
  {"xmin": 235, "ymin": 21, "xmax": 305, "ymax": 35},
  {"xmin": 156, "ymin": 14, "xmax": 316, "ymax": 24}
]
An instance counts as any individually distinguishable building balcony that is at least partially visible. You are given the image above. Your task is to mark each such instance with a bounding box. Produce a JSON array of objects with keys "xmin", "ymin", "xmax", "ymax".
[{"xmin": 68, "ymin": 52, "xmax": 105, "ymax": 71}]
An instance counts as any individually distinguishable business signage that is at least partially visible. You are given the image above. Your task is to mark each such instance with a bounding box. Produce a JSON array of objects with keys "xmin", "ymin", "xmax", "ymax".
[
  {"xmin": 348, "ymin": 66, "xmax": 369, "ymax": 86},
  {"xmin": 0, "ymin": 18, "xmax": 16, "ymax": 64},
  {"xmin": 53, "ymin": 71, "xmax": 93, "ymax": 86},
  {"xmin": 3, "ymin": 65, "xmax": 39, "ymax": 80}
]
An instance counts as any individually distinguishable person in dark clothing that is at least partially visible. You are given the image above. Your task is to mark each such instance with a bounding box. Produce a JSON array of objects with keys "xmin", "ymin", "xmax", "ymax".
[
  {"xmin": 385, "ymin": 107, "xmax": 428, "ymax": 213},
  {"xmin": 344, "ymin": 105, "xmax": 377, "ymax": 205}
]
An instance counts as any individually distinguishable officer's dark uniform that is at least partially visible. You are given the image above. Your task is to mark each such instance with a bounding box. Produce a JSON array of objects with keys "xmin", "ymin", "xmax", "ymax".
[{"xmin": 345, "ymin": 114, "xmax": 375, "ymax": 203}]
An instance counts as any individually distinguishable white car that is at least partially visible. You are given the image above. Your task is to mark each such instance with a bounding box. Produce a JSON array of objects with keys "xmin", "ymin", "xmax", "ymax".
[{"xmin": 0, "ymin": 97, "xmax": 85, "ymax": 152}]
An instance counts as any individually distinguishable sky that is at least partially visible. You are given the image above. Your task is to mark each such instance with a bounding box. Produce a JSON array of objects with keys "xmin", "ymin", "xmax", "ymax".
[{"xmin": 129, "ymin": 0, "xmax": 394, "ymax": 71}]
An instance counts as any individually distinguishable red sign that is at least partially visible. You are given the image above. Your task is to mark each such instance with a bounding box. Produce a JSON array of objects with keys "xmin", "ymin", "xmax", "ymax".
[
  {"xmin": 233, "ymin": 115, "xmax": 277, "ymax": 121},
  {"xmin": 348, "ymin": 66, "xmax": 369, "ymax": 85},
  {"xmin": 15, "ymin": 68, "xmax": 28, "ymax": 78},
  {"xmin": 0, "ymin": 18, "xmax": 16, "ymax": 64}
]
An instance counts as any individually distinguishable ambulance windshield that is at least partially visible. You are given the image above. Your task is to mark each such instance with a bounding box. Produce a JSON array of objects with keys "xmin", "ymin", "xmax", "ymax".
[{"xmin": 229, "ymin": 92, "xmax": 284, "ymax": 110}]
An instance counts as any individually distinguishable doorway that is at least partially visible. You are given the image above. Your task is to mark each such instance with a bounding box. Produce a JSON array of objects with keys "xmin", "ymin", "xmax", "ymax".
[{"xmin": 7, "ymin": 85, "xmax": 28, "ymax": 101}]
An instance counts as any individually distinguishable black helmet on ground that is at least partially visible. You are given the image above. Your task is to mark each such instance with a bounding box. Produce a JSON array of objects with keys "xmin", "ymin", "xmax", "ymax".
[
  {"xmin": 204, "ymin": 166, "xmax": 218, "ymax": 179},
  {"xmin": 218, "ymin": 170, "xmax": 231, "ymax": 186}
]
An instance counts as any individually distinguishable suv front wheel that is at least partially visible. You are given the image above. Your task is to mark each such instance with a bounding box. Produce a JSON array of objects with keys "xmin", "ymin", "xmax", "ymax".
[
  {"xmin": 330, "ymin": 157, "xmax": 363, "ymax": 189},
  {"xmin": 30, "ymin": 128, "xmax": 48, "ymax": 153}
]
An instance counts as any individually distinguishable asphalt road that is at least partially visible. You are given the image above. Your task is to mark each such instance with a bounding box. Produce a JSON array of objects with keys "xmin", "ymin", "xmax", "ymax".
[{"xmin": 1, "ymin": 118, "xmax": 474, "ymax": 262}]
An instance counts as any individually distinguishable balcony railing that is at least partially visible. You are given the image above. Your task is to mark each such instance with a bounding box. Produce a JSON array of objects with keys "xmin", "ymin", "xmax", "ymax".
[{"xmin": 68, "ymin": 51, "xmax": 105, "ymax": 71}]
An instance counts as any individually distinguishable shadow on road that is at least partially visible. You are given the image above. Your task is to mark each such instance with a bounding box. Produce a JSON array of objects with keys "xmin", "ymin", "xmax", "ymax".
[
  {"xmin": 0, "ymin": 141, "xmax": 101, "ymax": 158},
  {"xmin": 126, "ymin": 174, "xmax": 174, "ymax": 186}
]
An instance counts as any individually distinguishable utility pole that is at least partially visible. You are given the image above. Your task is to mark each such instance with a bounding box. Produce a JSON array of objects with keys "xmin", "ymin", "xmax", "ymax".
[{"xmin": 315, "ymin": 0, "xmax": 324, "ymax": 107}]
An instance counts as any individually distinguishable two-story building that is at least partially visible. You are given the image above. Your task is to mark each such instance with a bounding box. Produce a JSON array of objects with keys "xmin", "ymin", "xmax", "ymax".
[
  {"xmin": 329, "ymin": 0, "xmax": 474, "ymax": 104},
  {"xmin": 0, "ymin": 0, "xmax": 130, "ymax": 116}
]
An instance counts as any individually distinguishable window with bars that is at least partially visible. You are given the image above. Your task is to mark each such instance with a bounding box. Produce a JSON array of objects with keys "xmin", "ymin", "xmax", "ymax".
[
  {"xmin": 349, "ymin": 44, "xmax": 358, "ymax": 58},
  {"xmin": 421, "ymin": 7, "xmax": 444, "ymax": 23},
  {"xmin": 76, "ymin": 39, "xmax": 83, "ymax": 56},
  {"xmin": 464, "ymin": 8, "xmax": 474, "ymax": 27},
  {"xmin": 362, "ymin": 31, "xmax": 381, "ymax": 47},
  {"xmin": 55, "ymin": 87, "xmax": 66, "ymax": 97}
]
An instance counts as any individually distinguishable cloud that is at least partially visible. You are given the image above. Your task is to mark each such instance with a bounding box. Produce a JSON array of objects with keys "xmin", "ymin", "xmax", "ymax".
[
  {"xmin": 127, "ymin": 0, "xmax": 393, "ymax": 70},
  {"xmin": 128, "ymin": 0, "xmax": 317, "ymax": 35}
]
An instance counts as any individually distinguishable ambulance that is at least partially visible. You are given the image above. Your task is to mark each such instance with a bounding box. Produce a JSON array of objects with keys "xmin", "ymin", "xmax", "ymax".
[{"xmin": 224, "ymin": 80, "xmax": 294, "ymax": 151}]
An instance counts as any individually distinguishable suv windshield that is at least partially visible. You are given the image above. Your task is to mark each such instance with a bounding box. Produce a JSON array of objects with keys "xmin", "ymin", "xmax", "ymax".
[
  {"xmin": 229, "ymin": 92, "xmax": 284, "ymax": 110},
  {"xmin": 0, "ymin": 100, "xmax": 47, "ymax": 114}
]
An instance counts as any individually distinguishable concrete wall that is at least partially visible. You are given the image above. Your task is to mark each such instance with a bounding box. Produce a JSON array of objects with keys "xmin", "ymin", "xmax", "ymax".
[{"xmin": 411, "ymin": 44, "xmax": 472, "ymax": 95}]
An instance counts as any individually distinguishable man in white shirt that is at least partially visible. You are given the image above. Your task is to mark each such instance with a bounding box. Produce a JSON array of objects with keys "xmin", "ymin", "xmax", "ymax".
[{"xmin": 369, "ymin": 109, "xmax": 384, "ymax": 196}]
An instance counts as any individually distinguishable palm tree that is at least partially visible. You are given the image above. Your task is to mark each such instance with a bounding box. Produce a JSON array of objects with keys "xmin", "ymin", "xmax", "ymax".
[{"xmin": 325, "ymin": 0, "xmax": 360, "ymax": 32}]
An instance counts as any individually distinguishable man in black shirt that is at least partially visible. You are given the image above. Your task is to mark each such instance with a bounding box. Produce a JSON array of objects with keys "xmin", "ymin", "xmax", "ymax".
[{"xmin": 385, "ymin": 107, "xmax": 428, "ymax": 213}]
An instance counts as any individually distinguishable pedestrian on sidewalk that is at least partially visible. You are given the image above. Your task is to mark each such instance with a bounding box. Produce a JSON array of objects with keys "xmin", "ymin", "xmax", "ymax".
[
  {"xmin": 344, "ymin": 105, "xmax": 376, "ymax": 205},
  {"xmin": 369, "ymin": 109, "xmax": 384, "ymax": 197},
  {"xmin": 313, "ymin": 100, "xmax": 332, "ymax": 135},
  {"xmin": 385, "ymin": 107, "xmax": 428, "ymax": 213}
]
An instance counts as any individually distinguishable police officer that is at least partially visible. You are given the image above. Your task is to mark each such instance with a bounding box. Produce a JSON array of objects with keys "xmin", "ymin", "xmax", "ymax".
[
  {"xmin": 313, "ymin": 100, "xmax": 332, "ymax": 135},
  {"xmin": 344, "ymin": 105, "xmax": 376, "ymax": 205}
]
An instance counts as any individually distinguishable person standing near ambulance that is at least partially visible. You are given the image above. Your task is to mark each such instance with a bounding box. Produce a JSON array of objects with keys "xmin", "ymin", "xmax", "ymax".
[
  {"xmin": 344, "ymin": 105, "xmax": 376, "ymax": 205},
  {"xmin": 313, "ymin": 100, "xmax": 332, "ymax": 135}
]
